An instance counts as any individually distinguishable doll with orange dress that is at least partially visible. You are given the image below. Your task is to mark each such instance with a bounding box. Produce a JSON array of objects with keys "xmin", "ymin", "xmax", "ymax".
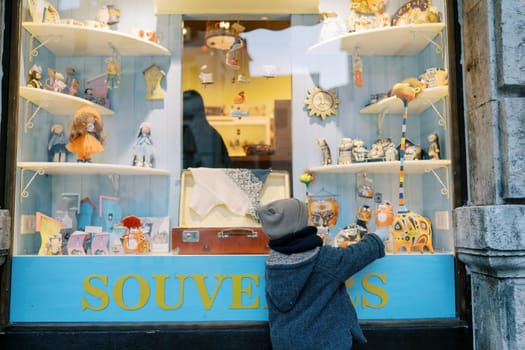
[{"xmin": 66, "ymin": 106, "xmax": 105, "ymax": 163}]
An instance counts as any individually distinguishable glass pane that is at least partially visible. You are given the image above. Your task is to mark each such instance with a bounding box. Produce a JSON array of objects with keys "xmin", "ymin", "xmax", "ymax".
[{"xmin": 182, "ymin": 19, "xmax": 293, "ymax": 178}]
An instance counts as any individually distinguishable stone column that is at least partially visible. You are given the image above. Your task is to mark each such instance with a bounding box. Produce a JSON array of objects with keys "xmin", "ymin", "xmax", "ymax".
[{"xmin": 455, "ymin": 0, "xmax": 525, "ymax": 349}]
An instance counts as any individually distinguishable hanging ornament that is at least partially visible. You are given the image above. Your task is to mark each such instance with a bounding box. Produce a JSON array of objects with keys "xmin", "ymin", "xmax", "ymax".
[
  {"xmin": 105, "ymin": 46, "xmax": 121, "ymax": 89},
  {"xmin": 353, "ymin": 49, "xmax": 363, "ymax": 87},
  {"xmin": 199, "ymin": 65, "xmax": 214, "ymax": 87}
]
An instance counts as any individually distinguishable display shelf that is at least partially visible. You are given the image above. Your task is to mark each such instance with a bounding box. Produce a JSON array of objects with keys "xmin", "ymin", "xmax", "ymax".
[
  {"xmin": 18, "ymin": 161, "xmax": 170, "ymax": 176},
  {"xmin": 308, "ymin": 159, "xmax": 450, "ymax": 174},
  {"xmin": 23, "ymin": 22, "xmax": 171, "ymax": 57},
  {"xmin": 308, "ymin": 23, "xmax": 445, "ymax": 56},
  {"xmin": 18, "ymin": 162, "xmax": 170, "ymax": 200},
  {"xmin": 308, "ymin": 159, "xmax": 451, "ymax": 196},
  {"xmin": 20, "ymin": 87, "xmax": 114, "ymax": 133},
  {"xmin": 360, "ymin": 86, "xmax": 449, "ymax": 115},
  {"xmin": 20, "ymin": 87, "xmax": 114, "ymax": 116}
]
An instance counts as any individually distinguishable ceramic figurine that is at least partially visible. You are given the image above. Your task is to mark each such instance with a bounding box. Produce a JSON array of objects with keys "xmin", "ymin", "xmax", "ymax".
[
  {"xmin": 66, "ymin": 106, "xmax": 105, "ymax": 163},
  {"xmin": 26, "ymin": 64, "xmax": 43, "ymax": 88},
  {"xmin": 356, "ymin": 204, "xmax": 373, "ymax": 232},
  {"xmin": 338, "ymin": 138, "xmax": 353, "ymax": 165},
  {"xmin": 48, "ymin": 123, "xmax": 68, "ymax": 162},
  {"xmin": 368, "ymin": 140, "xmax": 385, "ymax": 160},
  {"xmin": 316, "ymin": 137, "xmax": 332, "ymax": 166},
  {"xmin": 132, "ymin": 122, "xmax": 155, "ymax": 168},
  {"xmin": 334, "ymin": 224, "xmax": 360, "ymax": 247},
  {"xmin": 427, "ymin": 132, "xmax": 440, "ymax": 160},
  {"xmin": 405, "ymin": 144, "xmax": 422, "ymax": 160},
  {"xmin": 319, "ymin": 12, "xmax": 345, "ymax": 42},
  {"xmin": 384, "ymin": 142, "xmax": 398, "ymax": 161},
  {"xmin": 120, "ymin": 215, "xmax": 150, "ymax": 254},
  {"xmin": 351, "ymin": 139, "xmax": 368, "ymax": 162}
]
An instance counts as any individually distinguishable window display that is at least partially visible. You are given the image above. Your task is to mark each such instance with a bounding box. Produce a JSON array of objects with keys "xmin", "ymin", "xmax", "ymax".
[{"xmin": 9, "ymin": 0, "xmax": 456, "ymax": 324}]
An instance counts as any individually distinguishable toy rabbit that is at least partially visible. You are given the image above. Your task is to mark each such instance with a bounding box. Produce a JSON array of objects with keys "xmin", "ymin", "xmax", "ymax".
[
  {"xmin": 66, "ymin": 106, "xmax": 105, "ymax": 163},
  {"xmin": 132, "ymin": 122, "xmax": 155, "ymax": 168}
]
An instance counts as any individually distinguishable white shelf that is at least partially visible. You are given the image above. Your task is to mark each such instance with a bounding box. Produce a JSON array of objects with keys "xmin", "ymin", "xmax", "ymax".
[
  {"xmin": 308, "ymin": 159, "xmax": 451, "ymax": 174},
  {"xmin": 308, "ymin": 23, "xmax": 445, "ymax": 56},
  {"xmin": 360, "ymin": 86, "xmax": 449, "ymax": 115},
  {"xmin": 18, "ymin": 162, "xmax": 170, "ymax": 176},
  {"xmin": 154, "ymin": 0, "xmax": 319, "ymax": 14},
  {"xmin": 20, "ymin": 87, "xmax": 114, "ymax": 116},
  {"xmin": 23, "ymin": 22, "xmax": 171, "ymax": 56}
]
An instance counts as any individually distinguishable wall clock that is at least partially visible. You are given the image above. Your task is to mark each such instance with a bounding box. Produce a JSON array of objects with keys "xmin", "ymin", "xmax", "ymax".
[{"xmin": 304, "ymin": 87, "xmax": 341, "ymax": 120}]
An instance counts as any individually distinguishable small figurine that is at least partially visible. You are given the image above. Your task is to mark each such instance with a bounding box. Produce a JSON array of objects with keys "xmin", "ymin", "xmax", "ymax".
[
  {"xmin": 316, "ymin": 137, "xmax": 332, "ymax": 166},
  {"xmin": 368, "ymin": 140, "xmax": 385, "ymax": 160},
  {"xmin": 48, "ymin": 123, "xmax": 68, "ymax": 162},
  {"xmin": 427, "ymin": 132, "xmax": 440, "ymax": 160},
  {"xmin": 384, "ymin": 142, "xmax": 398, "ymax": 161},
  {"xmin": 66, "ymin": 106, "xmax": 105, "ymax": 163},
  {"xmin": 44, "ymin": 68, "xmax": 56, "ymax": 91},
  {"xmin": 405, "ymin": 144, "xmax": 422, "ymax": 160},
  {"xmin": 53, "ymin": 72, "xmax": 66, "ymax": 92},
  {"xmin": 351, "ymin": 138, "xmax": 368, "ymax": 162},
  {"xmin": 26, "ymin": 64, "xmax": 43, "ymax": 88},
  {"xmin": 65, "ymin": 67, "xmax": 79, "ymax": 96},
  {"xmin": 84, "ymin": 87, "xmax": 96, "ymax": 102},
  {"xmin": 120, "ymin": 215, "xmax": 150, "ymax": 254},
  {"xmin": 338, "ymin": 138, "xmax": 353, "ymax": 165},
  {"xmin": 356, "ymin": 204, "xmax": 373, "ymax": 232},
  {"xmin": 132, "ymin": 122, "xmax": 155, "ymax": 167}
]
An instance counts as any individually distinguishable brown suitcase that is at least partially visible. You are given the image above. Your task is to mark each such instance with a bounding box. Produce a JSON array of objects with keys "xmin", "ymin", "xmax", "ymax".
[{"xmin": 172, "ymin": 170, "xmax": 290, "ymax": 255}]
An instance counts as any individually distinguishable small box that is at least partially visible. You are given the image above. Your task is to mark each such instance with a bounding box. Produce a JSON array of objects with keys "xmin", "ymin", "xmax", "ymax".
[{"xmin": 172, "ymin": 170, "xmax": 290, "ymax": 255}]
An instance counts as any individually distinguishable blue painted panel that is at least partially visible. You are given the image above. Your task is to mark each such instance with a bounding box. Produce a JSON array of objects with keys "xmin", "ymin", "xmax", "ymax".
[{"xmin": 10, "ymin": 254, "xmax": 455, "ymax": 322}]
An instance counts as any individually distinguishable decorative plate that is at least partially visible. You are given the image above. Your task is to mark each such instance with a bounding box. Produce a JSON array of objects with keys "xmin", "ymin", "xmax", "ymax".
[
  {"xmin": 392, "ymin": 0, "xmax": 440, "ymax": 26},
  {"xmin": 304, "ymin": 87, "xmax": 341, "ymax": 120}
]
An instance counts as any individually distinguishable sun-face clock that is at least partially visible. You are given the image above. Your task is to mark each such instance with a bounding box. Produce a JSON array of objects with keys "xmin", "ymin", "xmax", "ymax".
[{"xmin": 304, "ymin": 87, "xmax": 341, "ymax": 120}]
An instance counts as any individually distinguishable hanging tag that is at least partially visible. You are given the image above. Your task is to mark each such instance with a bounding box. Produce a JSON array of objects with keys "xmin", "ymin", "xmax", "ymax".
[{"xmin": 353, "ymin": 52, "xmax": 363, "ymax": 87}]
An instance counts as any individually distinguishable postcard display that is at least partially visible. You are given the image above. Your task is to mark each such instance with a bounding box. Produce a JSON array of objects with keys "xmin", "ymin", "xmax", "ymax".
[{"xmin": 10, "ymin": 0, "xmax": 457, "ymax": 324}]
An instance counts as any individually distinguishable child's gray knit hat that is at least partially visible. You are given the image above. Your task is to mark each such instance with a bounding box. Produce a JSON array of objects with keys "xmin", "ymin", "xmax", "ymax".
[{"xmin": 257, "ymin": 198, "xmax": 309, "ymax": 240}]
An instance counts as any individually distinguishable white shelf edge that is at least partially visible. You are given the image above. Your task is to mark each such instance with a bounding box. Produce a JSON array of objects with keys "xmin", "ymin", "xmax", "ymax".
[
  {"xmin": 307, "ymin": 159, "xmax": 451, "ymax": 174},
  {"xmin": 308, "ymin": 23, "xmax": 446, "ymax": 56},
  {"xmin": 20, "ymin": 87, "xmax": 115, "ymax": 116},
  {"xmin": 23, "ymin": 22, "xmax": 171, "ymax": 56},
  {"xmin": 18, "ymin": 162, "xmax": 170, "ymax": 176},
  {"xmin": 360, "ymin": 86, "xmax": 449, "ymax": 115}
]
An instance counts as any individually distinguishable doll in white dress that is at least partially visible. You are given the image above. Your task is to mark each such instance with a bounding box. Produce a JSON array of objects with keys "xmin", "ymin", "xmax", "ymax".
[{"xmin": 132, "ymin": 122, "xmax": 155, "ymax": 167}]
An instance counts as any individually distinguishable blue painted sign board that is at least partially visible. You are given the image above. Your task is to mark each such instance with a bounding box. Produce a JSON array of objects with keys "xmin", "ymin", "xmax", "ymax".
[{"xmin": 10, "ymin": 254, "xmax": 455, "ymax": 322}]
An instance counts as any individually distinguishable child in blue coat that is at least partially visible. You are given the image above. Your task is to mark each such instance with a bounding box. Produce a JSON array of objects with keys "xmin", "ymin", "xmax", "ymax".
[{"xmin": 257, "ymin": 198, "xmax": 388, "ymax": 350}]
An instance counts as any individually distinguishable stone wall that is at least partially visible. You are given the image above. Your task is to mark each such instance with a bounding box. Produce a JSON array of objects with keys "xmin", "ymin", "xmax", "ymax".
[{"xmin": 456, "ymin": 0, "xmax": 525, "ymax": 349}]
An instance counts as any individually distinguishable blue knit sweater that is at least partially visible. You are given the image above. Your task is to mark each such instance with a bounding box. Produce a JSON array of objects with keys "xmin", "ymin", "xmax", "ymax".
[{"xmin": 265, "ymin": 233, "xmax": 386, "ymax": 350}]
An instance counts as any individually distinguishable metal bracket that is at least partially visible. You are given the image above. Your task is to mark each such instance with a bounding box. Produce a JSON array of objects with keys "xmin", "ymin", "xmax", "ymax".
[
  {"xmin": 21, "ymin": 168, "xmax": 45, "ymax": 200},
  {"xmin": 29, "ymin": 35, "xmax": 55, "ymax": 62},
  {"xmin": 425, "ymin": 166, "xmax": 449, "ymax": 198},
  {"xmin": 24, "ymin": 100, "xmax": 42, "ymax": 133}
]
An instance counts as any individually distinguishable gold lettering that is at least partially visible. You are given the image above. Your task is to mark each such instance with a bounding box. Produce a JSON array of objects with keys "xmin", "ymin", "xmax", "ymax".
[
  {"xmin": 345, "ymin": 277, "xmax": 359, "ymax": 307},
  {"xmin": 192, "ymin": 274, "xmax": 227, "ymax": 310},
  {"xmin": 230, "ymin": 274, "xmax": 260, "ymax": 309},
  {"xmin": 113, "ymin": 274, "xmax": 150, "ymax": 310},
  {"xmin": 82, "ymin": 274, "xmax": 109, "ymax": 311},
  {"xmin": 361, "ymin": 273, "xmax": 388, "ymax": 309},
  {"xmin": 154, "ymin": 274, "xmax": 188, "ymax": 310}
]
